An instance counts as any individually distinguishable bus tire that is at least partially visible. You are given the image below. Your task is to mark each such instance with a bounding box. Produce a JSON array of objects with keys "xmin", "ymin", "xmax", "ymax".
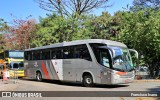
[
  {"xmin": 83, "ymin": 75, "xmax": 94, "ymax": 87},
  {"xmin": 36, "ymin": 72, "xmax": 42, "ymax": 82}
]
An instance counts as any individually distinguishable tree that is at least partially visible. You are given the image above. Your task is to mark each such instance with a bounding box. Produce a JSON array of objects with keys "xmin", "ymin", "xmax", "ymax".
[
  {"xmin": 0, "ymin": 34, "xmax": 4, "ymax": 49},
  {"xmin": 35, "ymin": 0, "xmax": 110, "ymax": 17},
  {"xmin": 116, "ymin": 9, "xmax": 160, "ymax": 77},
  {"xmin": 132, "ymin": 0, "xmax": 160, "ymax": 10},
  {"xmin": 32, "ymin": 12, "xmax": 123, "ymax": 47},
  {"xmin": 80, "ymin": 11, "xmax": 123, "ymax": 39},
  {"xmin": 81, "ymin": 12, "xmax": 111, "ymax": 39},
  {"xmin": 4, "ymin": 18, "xmax": 37, "ymax": 50},
  {"xmin": 0, "ymin": 18, "xmax": 9, "ymax": 50},
  {"xmin": 32, "ymin": 14, "xmax": 78, "ymax": 46},
  {"xmin": 0, "ymin": 19, "xmax": 7, "ymax": 31}
]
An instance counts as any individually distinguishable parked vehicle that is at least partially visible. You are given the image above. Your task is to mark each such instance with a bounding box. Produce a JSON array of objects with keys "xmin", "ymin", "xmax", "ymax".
[
  {"xmin": 135, "ymin": 66, "xmax": 149, "ymax": 79},
  {"xmin": 24, "ymin": 39, "xmax": 138, "ymax": 87},
  {"xmin": 0, "ymin": 50, "xmax": 25, "ymax": 77}
]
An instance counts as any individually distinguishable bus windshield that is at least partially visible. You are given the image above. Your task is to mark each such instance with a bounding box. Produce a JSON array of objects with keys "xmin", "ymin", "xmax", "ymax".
[
  {"xmin": 9, "ymin": 51, "xmax": 24, "ymax": 58},
  {"xmin": 111, "ymin": 47, "xmax": 134, "ymax": 72},
  {"xmin": 9, "ymin": 62, "xmax": 24, "ymax": 69}
]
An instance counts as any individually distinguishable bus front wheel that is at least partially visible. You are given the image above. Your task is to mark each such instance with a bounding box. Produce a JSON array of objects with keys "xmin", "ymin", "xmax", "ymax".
[
  {"xmin": 83, "ymin": 75, "xmax": 94, "ymax": 87},
  {"xmin": 36, "ymin": 72, "xmax": 42, "ymax": 82}
]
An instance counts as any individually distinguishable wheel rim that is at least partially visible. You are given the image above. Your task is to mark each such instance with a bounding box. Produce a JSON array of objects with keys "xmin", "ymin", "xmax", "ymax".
[
  {"xmin": 37, "ymin": 73, "xmax": 41, "ymax": 80},
  {"xmin": 85, "ymin": 78, "xmax": 92, "ymax": 84}
]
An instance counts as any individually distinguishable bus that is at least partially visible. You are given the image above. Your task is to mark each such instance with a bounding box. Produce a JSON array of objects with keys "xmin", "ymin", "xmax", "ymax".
[
  {"xmin": 0, "ymin": 50, "xmax": 25, "ymax": 77},
  {"xmin": 24, "ymin": 39, "xmax": 138, "ymax": 87}
]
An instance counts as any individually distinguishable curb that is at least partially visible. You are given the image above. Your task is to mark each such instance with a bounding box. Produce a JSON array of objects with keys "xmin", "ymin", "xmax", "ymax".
[{"xmin": 134, "ymin": 80, "xmax": 160, "ymax": 82}]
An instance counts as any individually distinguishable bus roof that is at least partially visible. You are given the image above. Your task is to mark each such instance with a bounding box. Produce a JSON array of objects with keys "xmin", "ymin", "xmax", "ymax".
[
  {"xmin": 25, "ymin": 39, "xmax": 127, "ymax": 51},
  {"xmin": 0, "ymin": 50, "xmax": 24, "ymax": 53},
  {"xmin": 5, "ymin": 50, "xmax": 24, "ymax": 52}
]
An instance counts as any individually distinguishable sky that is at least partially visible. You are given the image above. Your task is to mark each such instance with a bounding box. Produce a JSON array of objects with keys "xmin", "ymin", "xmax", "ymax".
[{"xmin": 0, "ymin": 0, "xmax": 133, "ymax": 23}]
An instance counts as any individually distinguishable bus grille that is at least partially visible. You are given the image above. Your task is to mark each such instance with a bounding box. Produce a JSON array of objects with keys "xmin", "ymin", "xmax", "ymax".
[{"xmin": 120, "ymin": 73, "xmax": 133, "ymax": 78}]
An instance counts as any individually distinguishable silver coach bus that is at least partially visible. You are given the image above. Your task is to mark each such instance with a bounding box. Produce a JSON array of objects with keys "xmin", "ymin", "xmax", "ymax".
[{"xmin": 24, "ymin": 39, "xmax": 138, "ymax": 87}]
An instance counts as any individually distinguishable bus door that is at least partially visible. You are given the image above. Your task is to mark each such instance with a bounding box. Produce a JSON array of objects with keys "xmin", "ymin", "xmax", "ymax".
[{"xmin": 96, "ymin": 46, "xmax": 113, "ymax": 84}]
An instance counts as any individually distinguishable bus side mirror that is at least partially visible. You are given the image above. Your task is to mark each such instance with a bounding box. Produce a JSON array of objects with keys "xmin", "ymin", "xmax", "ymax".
[
  {"xmin": 129, "ymin": 49, "xmax": 138, "ymax": 67},
  {"xmin": 129, "ymin": 49, "xmax": 138, "ymax": 59}
]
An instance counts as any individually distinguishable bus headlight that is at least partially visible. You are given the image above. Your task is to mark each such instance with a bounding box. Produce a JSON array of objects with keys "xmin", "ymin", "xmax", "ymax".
[
  {"xmin": 116, "ymin": 71, "xmax": 127, "ymax": 75},
  {"xmin": 114, "ymin": 74, "xmax": 120, "ymax": 79}
]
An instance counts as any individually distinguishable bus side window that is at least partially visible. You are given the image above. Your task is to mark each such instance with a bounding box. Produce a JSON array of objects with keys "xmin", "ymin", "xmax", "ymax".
[
  {"xmin": 33, "ymin": 52, "xmax": 36, "ymax": 60},
  {"xmin": 51, "ymin": 48, "xmax": 62, "ymax": 59},
  {"xmin": 75, "ymin": 45, "xmax": 92, "ymax": 61},
  {"xmin": 24, "ymin": 52, "xmax": 28, "ymax": 60},
  {"xmin": 51, "ymin": 50, "xmax": 57, "ymax": 59},
  {"xmin": 13, "ymin": 63, "xmax": 19, "ymax": 69},
  {"xmin": 42, "ymin": 50, "xmax": 50, "ymax": 60},
  {"xmin": 33, "ymin": 51, "xmax": 41, "ymax": 60},
  {"xmin": 74, "ymin": 48, "xmax": 80, "ymax": 58},
  {"xmin": 63, "ymin": 46, "xmax": 74, "ymax": 59},
  {"xmin": 56, "ymin": 49, "xmax": 62, "ymax": 59},
  {"xmin": 80, "ymin": 48, "xmax": 92, "ymax": 61},
  {"xmin": 27, "ymin": 51, "xmax": 32, "ymax": 60}
]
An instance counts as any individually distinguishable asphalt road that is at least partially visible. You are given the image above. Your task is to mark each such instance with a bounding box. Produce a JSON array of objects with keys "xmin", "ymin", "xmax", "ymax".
[{"xmin": 0, "ymin": 78, "xmax": 159, "ymax": 100}]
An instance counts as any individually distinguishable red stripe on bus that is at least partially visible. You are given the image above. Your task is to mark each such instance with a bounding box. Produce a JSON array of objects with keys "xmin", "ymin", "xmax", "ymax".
[
  {"xmin": 42, "ymin": 61, "xmax": 50, "ymax": 79},
  {"xmin": 51, "ymin": 61, "xmax": 59, "ymax": 80}
]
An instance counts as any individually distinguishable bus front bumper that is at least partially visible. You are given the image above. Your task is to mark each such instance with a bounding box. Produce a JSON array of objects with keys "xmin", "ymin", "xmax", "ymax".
[{"xmin": 111, "ymin": 74, "xmax": 135, "ymax": 84}]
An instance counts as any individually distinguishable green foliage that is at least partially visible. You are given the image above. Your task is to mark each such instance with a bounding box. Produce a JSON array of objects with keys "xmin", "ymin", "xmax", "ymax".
[
  {"xmin": 85, "ymin": 12, "xmax": 112, "ymax": 39},
  {"xmin": 32, "ymin": 12, "xmax": 122, "ymax": 47},
  {"xmin": 32, "ymin": 14, "xmax": 78, "ymax": 46},
  {"xmin": 115, "ymin": 8, "xmax": 160, "ymax": 76},
  {"xmin": 132, "ymin": 0, "xmax": 160, "ymax": 10},
  {"xmin": 0, "ymin": 18, "xmax": 9, "ymax": 50},
  {"xmin": 0, "ymin": 19, "xmax": 8, "ymax": 32}
]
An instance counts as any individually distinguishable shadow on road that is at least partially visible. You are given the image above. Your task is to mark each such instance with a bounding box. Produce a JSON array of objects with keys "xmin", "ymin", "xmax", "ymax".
[
  {"xmin": 20, "ymin": 78, "xmax": 129, "ymax": 89},
  {"xmin": 147, "ymin": 86, "xmax": 160, "ymax": 98},
  {"xmin": 147, "ymin": 86, "xmax": 160, "ymax": 92}
]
